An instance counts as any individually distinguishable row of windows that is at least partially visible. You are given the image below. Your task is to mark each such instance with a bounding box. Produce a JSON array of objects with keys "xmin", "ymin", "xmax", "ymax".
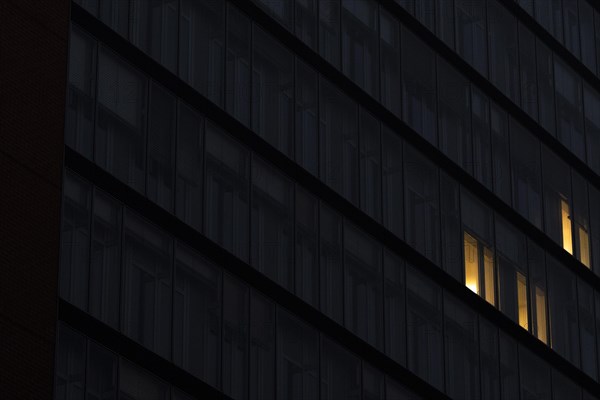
[{"xmin": 67, "ymin": 24, "xmax": 600, "ymax": 284}]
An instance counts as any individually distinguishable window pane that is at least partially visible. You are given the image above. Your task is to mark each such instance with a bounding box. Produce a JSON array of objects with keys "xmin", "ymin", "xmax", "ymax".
[
  {"xmin": 488, "ymin": 0, "xmax": 519, "ymax": 102},
  {"xmin": 572, "ymin": 172, "xmax": 591, "ymax": 267},
  {"xmin": 519, "ymin": 23, "xmax": 538, "ymax": 120},
  {"xmin": 534, "ymin": 0, "xmax": 563, "ymax": 42},
  {"xmin": 402, "ymin": 27, "xmax": 437, "ymax": 144},
  {"xmin": 542, "ymin": 146, "xmax": 572, "ymax": 251},
  {"xmin": 406, "ymin": 265, "xmax": 444, "ymax": 391},
  {"xmin": 226, "ymin": 5, "xmax": 251, "ymax": 126},
  {"xmin": 380, "ymin": 9, "xmax": 401, "ymax": 116},
  {"xmin": 563, "ymin": 0, "xmax": 581, "ymax": 57},
  {"xmin": 415, "ymin": 0, "xmax": 434, "ymax": 31},
  {"xmin": 436, "ymin": 0, "xmax": 454, "ymax": 49},
  {"xmin": 176, "ymin": 102, "xmax": 203, "ymax": 231},
  {"xmin": 578, "ymin": 278, "xmax": 598, "ymax": 380},
  {"xmin": 179, "ymin": 0, "xmax": 225, "ymax": 105},
  {"xmin": 590, "ymin": 186, "xmax": 600, "ymax": 276},
  {"xmin": 277, "ymin": 309, "xmax": 319, "ymax": 400},
  {"xmin": 98, "ymin": 0, "xmax": 129, "ymax": 38},
  {"xmin": 96, "ymin": 48, "xmax": 147, "ymax": 193},
  {"xmin": 441, "ymin": 172, "xmax": 461, "ymax": 282},
  {"xmin": 480, "ymin": 318, "xmax": 500, "ymax": 400},
  {"xmin": 384, "ymin": 250, "xmax": 405, "ymax": 365},
  {"xmin": 584, "ymin": 84, "xmax": 600, "ymax": 175},
  {"xmin": 89, "ymin": 189, "xmax": 121, "ymax": 329},
  {"xmin": 66, "ymin": 26, "xmax": 96, "ymax": 158},
  {"xmin": 344, "ymin": 222, "xmax": 383, "ymax": 349},
  {"xmin": 252, "ymin": 27, "xmax": 294, "ymax": 157},
  {"xmin": 119, "ymin": 359, "xmax": 169, "ymax": 400},
  {"xmin": 204, "ymin": 123, "xmax": 250, "ymax": 262},
  {"xmin": 320, "ymin": 203, "xmax": 344, "ymax": 323},
  {"xmin": 382, "ymin": 125, "xmax": 403, "ymax": 238},
  {"xmin": 472, "ymin": 87, "xmax": 492, "ymax": 189},
  {"xmin": 296, "ymin": 187, "xmax": 319, "ymax": 306},
  {"xmin": 251, "ymin": 156, "xmax": 294, "ymax": 290},
  {"xmin": 555, "ymin": 57, "xmax": 585, "ymax": 159},
  {"xmin": 295, "ymin": 59, "xmax": 319, "ymax": 176},
  {"xmin": 580, "ymin": 0, "xmax": 597, "ymax": 73},
  {"xmin": 254, "ymin": 0, "xmax": 292, "ymax": 29},
  {"xmin": 385, "ymin": 376, "xmax": 422, "ymax": 400},
  {"xmin": 319, "ymin": 0, "xmax": 341, "ymax": 67},
  {"xmin": 519, "ymin": 346, "xmax": 551, "ymax": 400},
  {"xmin": 173, "ymin": 244, "xmax": 221, "ymax": 386},
  {"xmin": 537, "ymin": 39, "xmax": 556, "ymax": 135},
  {"xmin": 55, "ymin": 324, "xmax": 85, "ymax": 400},
  {"xmin": 362, "ymin": 363, "xmax": 384, "ymax": 400},
  {"xmin": 131, "ymin": 0, "xmax": 178, "ymax": 73},
  {"xmin": 319, "ymin": 78, "xmax": 359, "ymax": 204},
  {"xmin": 359, "ymin": 108, "xmax": 381, "ymax": 221},
  {"xmin": 552, "ymin": 369, "xmax": 582, "ymax": 400},
  {"xmin": 455, "ymin": 0, "xmax": 487, "ymax": 75},
  {"xmin": 250, "ymin": 291, "xmax": 275, "ymax": 400},
  {"xmin": 499, "ymin": 332, "xmax": 519, "ymax": 400},
  {"xmin": 295, "ymin": 0, "xmax": 318, "ymax": 50},
  {"xmin": 491, "ymin": 102, "xmax": 511, "ymax": 204},
  {"xmin": 147, "ymin": 82, "xmax": 176, "ymax": 211},
  {"xmin": 320, "ymin": 337, "xmax": 361, "ymax": 400},
  {"xmin": 122, "ymin": 211, "xmax": 172, "ymax": 358},
  {"xmin": 528, "ymin": 239, "xmax": 549, "ymax": 344},
  {"xmin": 86, "ymin": 341, "xmax": 118, "ymax": 400}
]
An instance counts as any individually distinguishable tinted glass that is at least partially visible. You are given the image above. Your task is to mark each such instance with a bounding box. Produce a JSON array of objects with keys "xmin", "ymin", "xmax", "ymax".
[
  {"xmin": 555, "ymin": 57, "xmax": 585, "ymax": 159},
  {"xmin": 320, "ymin": 337, "xmax": 361, "ymax": 400},
  {"xmin": 472, "ymin": 87, "xmax": 492, "ymax": 189},
  {"xmin": 491, "ymin": 102, "xmax": 511, "ymax": 204},
  {"xmin": 380, "ymin": 9, "xmax": 401, "ymax": 116},
  {"xmin": 519, "ymin": 346, "xmax": 551, "ymax": 400},
  {"xmin": 537, "ymin": 39, "xmax": 556, "ymax": 135},
  {"xmin": 250, "ymin": 292, "xmax": 275, "ymax": 400},
  {"xmin": 382, "ymin": 125, "xmax": 403, "ymax": 238},
  {"xmin": 320, "ymin": 203, "xmax": 344, "ymax": 323},
  {"xmin": 359, "ymin": 108, "xmax": 382, "ymax": 221},
  {"xmin": 584, "ymin": 84, "xmax": 600, "ymax": 175},
  {"xmin": 86, "ymin": 341, "xmax": 118, "ymax": 400},
  {"xmin": 226, "ymin": 5, "xmax": 251, "ymax": 126},
  {"xmin": 519, "ymin": 23, "xmax": 538, "ymax": 120},
  {"xmin": 296, "ymin": 187, "xmax": 319, "ymax": 306},
  {"xmin": 296, "ymin": 0, "xmax": 318, "ymax": 50},
  {"xmin": 488, "ymin": 0, "xmax": 519, "ymax": 102},
  {"xmin": 455, "ymin": 0, "xmax": 487, "ymax": 75},
  {"xmin": 319, "ymin": 0, "xmax": 341, "ymax": 67},
  {"xmin": 295, "ymin": 60, "xmax": 319, "ymax": 176},
  {"xmin": 384, "ymin": 250, "xmax": 406, "ymax": 365},
  {"xmin": 119, "ymin": 359, "xmax": 169, "ymax": 400},
  {"xmin": 55, "ymin": 325, "xmax": 86, "ymax": 400}
]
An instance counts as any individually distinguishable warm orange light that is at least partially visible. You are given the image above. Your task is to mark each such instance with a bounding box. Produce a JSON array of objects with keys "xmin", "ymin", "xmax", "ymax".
[
  {"xmin": 535, "ymin": 286, "xmax": 548, "ymax": 344},
  {"xmin": 464, "ymin": 232, "xmax": 479, "ymax": 295},
  {"xmin": 561, "ymin": 199, "xmax": 573, "ymax": 254},
  {"xmin": 483, "ymin": 247, "xmax": 495, "ymax": 306},
  {"xmin": 517, "ymin": 272, "xmax": 528, "ymax": 330}
]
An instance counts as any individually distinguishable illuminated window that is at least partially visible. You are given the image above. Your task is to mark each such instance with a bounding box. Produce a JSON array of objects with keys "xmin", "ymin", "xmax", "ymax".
[
  {"xmin": 534, "ymin": 286, "xmax": 548, "ymax": 344},
  {"xmin": 561, "ymin": 198, "xmax": 573, "ymax": 254},
  {"xmin": 463, "ymin": 231, "xmax": 495, "ymax": 306},
  {"xmin": 517, "ymin": 272, "xmax": 528, "ymax": 330}
]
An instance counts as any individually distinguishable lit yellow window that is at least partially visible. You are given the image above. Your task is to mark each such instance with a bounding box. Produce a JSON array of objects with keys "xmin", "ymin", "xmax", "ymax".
[
  {"xmin": 561, "ymin": 198, "xmax": 573, "ymax": 254},
  {"xmin": 517, "ymin": 272, "xmax": 528, "ymax": 330},
  {"xmin": 534, "ymin": 286, "xmax": 548, "ymax": 344},
  {"xmin": 463, "ymin": 231, "xmax": 495, "ymax": 306},
  {"xmin": 578, "ymin": 226, "xmax": 591, "ymax": 268},
  {"xmin": 464, "ymin": 232, "xmax": 479, "ymax": 295},
  {"xmin": 483, "ymin": 248, "xmax": 495, "ymax": 305}
]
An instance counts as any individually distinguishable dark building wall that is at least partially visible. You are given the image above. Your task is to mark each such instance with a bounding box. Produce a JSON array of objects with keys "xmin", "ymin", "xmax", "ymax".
[{"xmin": 0, "ymin": 0, "xmax": 69, "ymax": 398}]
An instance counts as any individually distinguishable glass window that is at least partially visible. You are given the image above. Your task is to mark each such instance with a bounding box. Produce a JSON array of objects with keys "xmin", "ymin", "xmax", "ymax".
[
  {"xmin": 179, "ymin": 0, "xmax": 225, "ymax": 105},
  {"xmin": 590, "ymin": 186, "xmax": 600, "ymax": 276},
  {"xmin": 362, "ymin": 363, "xmax": 384, "ymax": 400},
  {"xmin": 534, "ymin": 0, "xmax": 563, "ymax": 43},
  {"xmin": 296, "ymin": 187, "xmax": 319, "ymax": 306},
  {"xmin": 131, "ymin": 0, "xmax": 179, "ymax": 73},
  {"xmin": 547, "ymin": 255, "xmax": 580, "ymax": 366},
  {"xmin": 380, "ymin": 8, "xmax": 401, "ymax": 116},
  {"xmin": 295, "ymin": 60, "xmax": 319, "ymax": 176},
  {"xmin": 319, "ymin": 0, "xmax": 341, "ymax": 67},
  {"xmin": 563, "ymin": 0, "xmax": 581, "ymax": 58},
  {"xmin": 95, "ymin": 48, "xmax": 147, "ymax": 193},
  {"xmin": 89, "ymin": 189, "xmax": 121, "ymax": 329},
  {"xmin": 537, "ymin": 39, "xmax": 556, "ymax": 135},
  {"xmin": 580, "ymin": 0, "xmax": 597, "ymax": 73},
  {"xmin": 119, "ymin": 359, "xmax": 169, "ymax": 400},
  {"xmin": 510, "ymin": 119, "xmax": 542, "ymax": 229},
  {"xmin": 385, "ymin": 376, "xmax": 422, "ymax": 400},
  {"xmin": 277, "ymin": 309, "xmax": 319, "ymax": 400},
  {"xmin": 444, "ymin": 294, "xmax": 480, "ymax": 400},
  {"xmin": 519, "ymin": 23, "xmax": 538, "ymax": 120},
  {"xmin": 441, "ymin": 172, "xmax": 461, "ymax": 281},
  {"xmin": 60, "ymin": 171, "xmax": 91, "ymax": 310},
  {"xmin": 437, "ymin": 58, "xmax": 472, "ymax": 172},
  {"xmin": 251, "ymin": 156, "xmax": 294, "ymax": 290},
  {"xmin": 222, "ymin": 275, "xmax": 249, "ymax": 400},
  {"xmin": 382, "ymin": 125, "xmax": 403, "ymax": 238},
  {"xmin": 295, "ymin": 0, "xmax": 318, "ymax": 50},
  {"xmin": 596, "ymin": 10, "xmax": 600, "ymax": 78},
  {"xmin": 255, "ymin": 0, "xmax": 292, "ymax": 29},
  {"xmin": 572, "ymin": 172, "xmax": 591, "ymax": 268},
  {"xmin": 480, "ymin": 318, "xmax": 500, "ymax": 400},
  {"xmin": 499, "ymin": 332, "xmax": 519, "ymax": 400},
  {"xmin": 173, "ymin": 244, "xmax": 221, "ymax": 386},
  {"xmin": 66, "ymin": 26, "xmax": 96, "ymax": 159},
  {"xmin": 320, "ymin": 203, "xmax": 344, "ymax": 323},
  {"xmin": 555, "ymin": 57, "xmax": 585, "ymax": 159},
  {"xmin": 584, "ymin": 84, "xmax": 600, "ymax": 175},
  {"xmin": 542, "ymin": 146, "xmax": 573, "ymax": 252},
  {"xmin": 487, "ymin": 0, "xmax": 519, "ymax": 103},
  {"xmin": 359, "ymin": 108, "xmax": 381, "ymax": 221},
  {"xmin": 491, "ymin": 102, "xmax": 511, "ymax": 204},
  {"xmin": 406, "ymin": 265, "xmax": 444, "ymax": 391},
  {"xmin": 404, "ymin": 145, "xmax": 440, "ymax": 264},
  {"xmin": 528, "ymin": 239, "xmax": 549, "ymax": 344},
  {"xmin": 320, "ymin": 337, "xmax": 361, "ymax": 400},
  {"xmin": 250, "ymin": 291, "xmax": 275, "ymax": 400},
  {"xmin": 578, "ymin": 278, "xmax": 598, "ymax": 380},
  {"xmin": 252, "ymin": 27, "xmax": 294, "ymax": 157},
  {"xmin": 344, "ymin": 222, "xmax": 383, "ymax": 349},
  {"xmin": 415, "ymin": 0, "xmax": 435, "ymax": 32},
  {"xmin": 97, "ymin": 0, "xmax": 129, "ymax": 38},
  {"xmin": 122, "ymin": 211, "xmax": 172, "ymax": 359},
  {"xmin": 147, "ymin": 82, "xmax": 176, "ymax": 211},
  {"xmin": 204, "ymin": 123, "xmax": 250, "ymax": 262},
  {"xmin": 319, "ymin": 78, "xmax": 359, "ymax": 204},
  {"xmin": 86, "ymin": 341, "xmax": 118, "ymax": 400},
  {"xmin": 436, "ymin": 0, "xmax": 454, "ymax": 49},
  {"xmin": 226, "ymin": 5, "xmax": 251, "ymax": 126},
  {"xmin": 384, "ymin": 250, "xmax": 406, "ymax": 365},
  {"xmin": 519, "ymin": 346, "xmax": 551, "ymax": 400},
  {"xmin": 552, "ymin": 369, "xmax": 582, "ymax": 400},
  {"xmin": 55, "ymin": 324, "xmax": 86, "ymax": 400},
  {"xmin": 402, "ymin": 27, "xmax": 437, "ymax": 144},
  {"xmin": 175, "ymin": 102, "xmax": 203, "ymax": 231},
  {"xmin": 455, "ymin": 0, "xmax": 487, "ymax": 75},
  {"xmin": 472, "ymin": 87, "xmax": 492, "ymax": 189},
  {"xmin": 341, "ymin": 0, "xmax": 379, "ymax": 97}
]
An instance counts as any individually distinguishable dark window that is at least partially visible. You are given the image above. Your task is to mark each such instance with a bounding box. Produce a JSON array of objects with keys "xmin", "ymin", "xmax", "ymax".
[
  {"xmin": 89, "ymin": 189, "xmax": 121, "ymax": 329},
  {"xmin": 320, "ymin": 337, "xmax": 361, "ymax": 400},
  {"xmin": 179, "ymin": 0, "xmax": 225, "ymax": 105},
  {"xmin": 250, "ymin": 291, "xmax": 275, "ymax": 400},
  {"xmin": 519, "ymin": 346, "xmax": 551, "ymax": 400},
  {"xmin": 295, "ymin": 0, "xmax": 318, "ymax": 50},
  {"xmin": 382, "ymin": 125, "xmax": 403, "ymax": 238},
  {"xmin": 222, "ymin": 275, "xmax": 249, "ymax": 400},
  {"xmin": 441, "ymin": 172, "xmax": 461, "ymax": 281},
  {"xmin": 580, "ymin": 0, "xmax": 597, "ymax": 73},
  {"xmin": 444, "ymin": 294, "xmax": 480, "ymax": 400},
  {"xmin": 528, "ymin": 239, "xmax": 549, "ymax": 344},
  {"xmin": 380, "ymin": 8, "xmax": 401, "ymax": 116},
  {"xmin": 296, "ymin": 187, "xmax": 319, "ymax": 306},
  {"xmin": 534, "ymin": 0, "xmax": 563, "ymax": 43},
  {"xmin": 415, "ymin": 0, "xmax": 435, "ymax": 32},
  {"xmin": 455, "ymin": 0, "xmax": 487, "ymax": 75},
  {"xmin": 406, "ymin": 265, "xmax": 444, "ymax": 391},
  {"xmin": 175, "ymin": 102, "xmax": 203, "ymax": 231},
  {"xmin": 384, "ymin": 250, "xmax": 406, "ymax": 365},
  {"xmin": 295, "ymin": 60, "xmax": 319, "ymax": 176},
  {"xmin": 499, "ymin": 332, "xmax": 519, "ymax": 400},
  {"xmin": 519, "ymin": 23, "xmax": 538, "ymax": 120},
  {"xmin": 60, "ymin": 171, "xmax": 91, "ymax": 310},
  {"xmin": 362, "ymin": 363, "xmax": 384, "ymax": 400},
  {"xmin": 472, "ymin": 87, "xmax": 492, "ymax": 189},
  {"xmin": 320, "ymin": 203, "xmax": 344, "ymax": 323},
  {"xmin": 386, "ymin": 376, "xmax": 422, "ymax": 400},
  {"xmin": 480, "ymin": 318, "xmax": 500, "ymax": 400},
  {"xmin": 255, "ymin": 0, "xmax": 292, "ymax": 29},
  {"xmin": 131, "ymin": 0, "xmax": 179, "ymax": 73},
  {"xmin": 573, "ymin": 172, "xmax": 591, "ymax": 268},
  {"xmin": 319, "ymin": 0, "xmax": 341, "ymax": 67},
  {"xmin": 66, "ymin": 26, "xmax": 96, "ymax": 159},
  {"xmin": 437, "ymin": 57, "xmax": 472, "ymax": 172},
  {"xmin": 563, "ymin": 0, "xmax": 581, "ymax": 58},
  {"xmin": 226, "ymin": 5, "xmax": 251, "ymax": 126},
  {"xmin": 555, "ymin": 57, "xmax": 585, "ymax": 159},
  {"xmin": 319, "ymin": 78, "xmax": 359, "ymax": 204},
  {"xmin": 147, "ymin": 82, "xmax": 176, "ymax": 211},
  {"xmin": 552, "ymin": 369, "xmax": 582, "ymax": 400},
  {"xmin": 359, "ymin": 108, "xmax": 382, "ymax": 221},
  {"xmin": 537, "ymin": 39, "xmax": 556, "ymax": 135},
  {"xmin": 404, "ymin": 145, "xmax": 440, "ymax": 264},
  {"xmin": 344, "ymin": 222, "xmax": 383, "ymax": 349},
  {"xmin": 277, "ymin": 309, "xmax": 319, "ymax": 400},
  {"xmin": 98, "ymin": 0, "xmax": 129, "ymax": 38},
  {"xmin": 402, "ymin": 27, "xmax": 437, "ymax": 144},
  {"xmin": 578, "ymin": 278, "xmax": 598, "ymax": 380},
  {"xmin": 252, "ymin": 27, "xmax": 294, "ymax": 157},
  {"xmin": 491, "ymin": 102, "xmax": 511, "ymax": 204},
  {"xmin": 122, "ymin": 211, "xmax": 172, "ymax": 359},
  {"xmin": 488, "ymin": 0, "xmax": 519, "ymax": 103},
  {"xmin": 86, "ymin": 341, "xmax": 118, "ymax": 400},
  {"xmin": 341, "ymin": 0, "xmax": 379, "ymax": 97},
  {"xmin": 518, "ymin": 0, "xmax": 534, "ymax": 14},
  {"xmin": 119, "ymin": 359, "xmax": 169, "ymax": 400},
  {"xmin": 542, "ymin": 146, "xmax": 573, "ymax": 251},
  {"xmin": 55, "ymin": 324, "xmax": 86, "ymax": 400},
  {"xmin": 95, "ymin": 47, "xmax": 147, "ymax": 193},
  {"xmin": 590, "ymin": 186, "xmax": 600, "ymax": 276},
  {"xmin": 173, "ymin": 244, "xmax": 221, "ymax": 386},
  {"xmin": 436, "ymin": 0, "xmax": 454, "ymax": 49},
  {"xmin": 584, "ymin": 83, "xmax": 600, "ymax": 175},
  {"xmin": 204, "ymin": 123, "xmax": 250, "ymax": 262},
  {"xmin": 251, "ymin": 156, "xmax": 294, "ymax": 290}
]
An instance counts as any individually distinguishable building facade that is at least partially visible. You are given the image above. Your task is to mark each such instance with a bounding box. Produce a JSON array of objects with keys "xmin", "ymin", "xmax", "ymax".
[{"xmin": 4, "ymin": 0, "xmax": 600, "ymax": 399}]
